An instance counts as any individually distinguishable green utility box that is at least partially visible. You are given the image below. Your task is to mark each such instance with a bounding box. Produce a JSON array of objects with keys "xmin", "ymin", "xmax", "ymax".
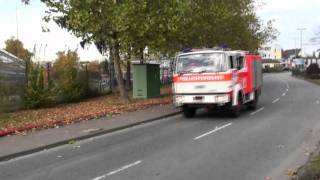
[{"xmin": 133, "ymin": 64, "xmax": 160, "ymax": 99}]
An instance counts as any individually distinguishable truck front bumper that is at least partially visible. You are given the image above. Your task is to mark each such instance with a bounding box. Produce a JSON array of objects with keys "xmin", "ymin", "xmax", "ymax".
[{"xmin": 174, "ymin": 94, "xmax": 230, "ymax": 107}]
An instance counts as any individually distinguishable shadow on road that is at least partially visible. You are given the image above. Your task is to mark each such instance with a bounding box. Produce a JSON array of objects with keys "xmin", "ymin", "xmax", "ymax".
[{"xmin": 183, "ymin": 107, "xmax": 252, "ymax": 121}]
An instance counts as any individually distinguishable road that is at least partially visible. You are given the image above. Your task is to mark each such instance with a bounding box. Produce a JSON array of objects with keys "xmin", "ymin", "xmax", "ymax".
[{"xmin": 1, "ymin": 73, "xmax": 320, "ymax": 180}]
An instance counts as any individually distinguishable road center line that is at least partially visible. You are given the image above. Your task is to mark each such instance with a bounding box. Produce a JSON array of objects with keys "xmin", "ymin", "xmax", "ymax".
[
  {"xmin": 92, "ymin": 160, "xmax": 142, "ymax": 180},
  {"xmin": 272, "ymin": 98, "xmax": 280, "ymax": 103},
  {"xmin": 250, "ymin": 107, "xmax": 265, "ymax": 116},
  {"xmin": 194, "ymin": 123, "xmax": 232, "ymax": 140}
]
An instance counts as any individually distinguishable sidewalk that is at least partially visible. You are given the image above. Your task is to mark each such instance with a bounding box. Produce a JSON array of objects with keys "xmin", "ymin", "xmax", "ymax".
[{"xmin": 0, "ymin": 104, "xmax": 181, "ymax": 161}]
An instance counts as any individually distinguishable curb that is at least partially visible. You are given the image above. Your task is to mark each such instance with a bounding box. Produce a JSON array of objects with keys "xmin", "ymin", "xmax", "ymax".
[{"xmin": 0, "ymin": 111, "xmax": 181, "ymax": 162}]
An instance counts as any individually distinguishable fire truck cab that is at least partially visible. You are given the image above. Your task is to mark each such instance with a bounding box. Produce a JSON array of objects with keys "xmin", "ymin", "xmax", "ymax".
[{"xmin": 172, "ymin": 49, "xmax": 262, "ymax": 118}]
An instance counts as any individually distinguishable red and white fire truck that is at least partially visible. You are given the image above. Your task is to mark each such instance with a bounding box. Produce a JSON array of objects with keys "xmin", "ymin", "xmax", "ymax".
[{"xmin": 172, "ymin": 49, "xmax": 262, "ymax": 117}]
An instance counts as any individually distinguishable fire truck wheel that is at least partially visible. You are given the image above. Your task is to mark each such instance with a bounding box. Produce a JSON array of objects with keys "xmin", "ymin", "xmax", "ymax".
[
  {"xmin": 230, "ymin": 95, "xmax": 242, "ymax": 118},
  {"xmin": 182, "ymin": 106, "xmax": 196, "ymax": 118},
  {"xmin": 247, "ymin": 91, "xmax": 259, "ymax": 110}
]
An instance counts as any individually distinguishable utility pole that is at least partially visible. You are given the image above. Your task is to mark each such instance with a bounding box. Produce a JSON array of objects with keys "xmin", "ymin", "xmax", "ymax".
[
  {"xmin": 16, "ymin": 7, "xmax": 19, "ymax": 40},
  {"xmin": 43, "ymin": 44, "xmax": 47, "ymax": 62},
  {"xmin": 293, "ymin": 38, "xmax": 297, "ymax": 57},
  {"xmin": 297, "ymin": 28, "xmax": 307, "ymax": 57}
]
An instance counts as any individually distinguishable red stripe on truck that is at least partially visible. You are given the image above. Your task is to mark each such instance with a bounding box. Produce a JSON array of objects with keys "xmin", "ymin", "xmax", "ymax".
[{"xmin": 173, "ymin": 74, "xmax": 232, "ymax": 83}]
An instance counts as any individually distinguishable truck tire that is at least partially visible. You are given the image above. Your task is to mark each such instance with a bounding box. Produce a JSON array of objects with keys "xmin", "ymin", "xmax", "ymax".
[
  {"xmin": 247, "ymin": 91, "xmax": 259, "ymax": 110},
  {"xmin": 182, "ymin": 106, "xmax": 196, "ymax": 118},
  {"xmin": 230, "ymin": 94, "xmax": 242, "ymax": 118}
]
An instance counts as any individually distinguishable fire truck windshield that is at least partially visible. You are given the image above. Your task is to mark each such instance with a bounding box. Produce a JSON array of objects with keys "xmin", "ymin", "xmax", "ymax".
[{"xmin": 176, "ymin": 53, "xmax": 227, "ymax": 74}]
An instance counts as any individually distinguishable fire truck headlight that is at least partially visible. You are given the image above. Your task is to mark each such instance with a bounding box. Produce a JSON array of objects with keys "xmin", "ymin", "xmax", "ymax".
[
  {"xmin": 175, "ymin": 95, "xmax": 184, "ymax": 103},
  {"xmin": 215, "ymin": 95, "xmax": 228, "ymax": 103}
]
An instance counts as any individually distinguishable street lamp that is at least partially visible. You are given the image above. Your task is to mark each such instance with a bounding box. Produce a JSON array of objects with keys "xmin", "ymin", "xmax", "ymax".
[
  {"xmin": 297, "ymin": 28, "xmax": 307, "ymax": 57},
  {"xmin": 292, "ymin": 38, "xmax": 297, "ymax": 57}
]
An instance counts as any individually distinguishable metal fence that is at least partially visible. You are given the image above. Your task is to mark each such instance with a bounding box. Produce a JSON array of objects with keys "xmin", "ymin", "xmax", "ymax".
[{"xmin": 0, "ymin": 50, "xmax": 26, "ymax": 112}]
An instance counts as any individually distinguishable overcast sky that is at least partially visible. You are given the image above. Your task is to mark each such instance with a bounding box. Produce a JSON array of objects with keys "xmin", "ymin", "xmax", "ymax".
[{"xmin": 0, "ymin": 0, "xmax": 320, "ymax": 61}]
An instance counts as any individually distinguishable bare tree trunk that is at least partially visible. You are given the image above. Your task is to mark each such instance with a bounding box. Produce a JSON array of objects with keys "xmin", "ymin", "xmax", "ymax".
[
  {"xmin": 125, "ymin": 60, "xmax": 131, "ymax": 90},
  {"xmin": 113, "ymin": 41, "xmax": 129, "ymax": 103},
  {"xmin": 140, "ymin": 47, "xmax": 144, "ymax": 64},
  {"xmin": 109, "ymin": 47, "xmax": 116, "ymax": 92}
]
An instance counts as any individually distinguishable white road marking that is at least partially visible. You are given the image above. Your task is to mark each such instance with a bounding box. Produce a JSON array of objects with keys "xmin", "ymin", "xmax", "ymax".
[
  {"xmin": 282, "ymin": 92, "xmax": 286, "ymax": 96},
  {"xmin": 272, "ymin": 98, "xmax": 280, "ymax": 103},
  {"xmin": 92, "ymin": 161, "xmax": 142, "ymax": 180},
  {"xmin": 250, "ymin": 107, "xmax": 265, "ymax": 116},
  {"xmin": 194, "ymin": 123, "xmax": 232, "ymax": 140}
]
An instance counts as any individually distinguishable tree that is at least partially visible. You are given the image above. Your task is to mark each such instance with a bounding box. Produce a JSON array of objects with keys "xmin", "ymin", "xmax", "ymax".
[
  {"xmin": 34, "ymin": 0, "xmax": 189, "ymax": 103},
  {"xmin": 4, "ymin": 37, "xmax": 32, "ymax": 61},
  {"xmin": 169, "ymin": 0, "xmax": 278, "ymax": 52},
  {"xmin": 52, "ymin": 50, "xmax": 84, "ymax": 102},
  {"xmin": 23, "ymin": 0, "xmax": 277, "ymax": 103}
]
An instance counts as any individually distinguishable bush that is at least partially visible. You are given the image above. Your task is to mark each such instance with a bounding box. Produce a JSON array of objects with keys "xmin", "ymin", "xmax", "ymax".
[
  {"xmin": 263, "ymin": 65, "xmax": 283, "ymax": 73},
  {"xmin": 307, "ymin": 74, "xmax": 320, "ymax": 79},
  {"xmin": 296, "ymin": 154, "xmax": 320, "ymax": 180},
  {"xmin": 23, "ymin": 50, "xmax": 98, "ymax": 109},
  {"xmin": 306, "ymin": 63, "xmax": 320, "ymax": 79},
  {"xmin": 292, "ymin": 68, "xmax": 305, "ymax": 77},
  {"xmin": 24, "ymin": 64, "xmax": 56, "ymax": 108}
]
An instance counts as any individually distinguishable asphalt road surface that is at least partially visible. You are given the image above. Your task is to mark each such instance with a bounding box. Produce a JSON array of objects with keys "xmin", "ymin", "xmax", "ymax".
[{"xmin": 1, "ymin": 73, "xmax": 320, "ymax": 180}]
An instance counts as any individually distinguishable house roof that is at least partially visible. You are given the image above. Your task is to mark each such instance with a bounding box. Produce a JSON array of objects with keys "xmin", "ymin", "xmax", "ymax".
[
  {"xmin": 282, "ymin": 49, "xmax": 301, "ymax": 59},
  {"xmin": 0, "ymin": 49, "xmax": 25, "ymax": 63}
]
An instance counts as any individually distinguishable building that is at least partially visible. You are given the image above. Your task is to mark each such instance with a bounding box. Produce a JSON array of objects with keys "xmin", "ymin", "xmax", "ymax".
[
  {"xmin": 258, "ymin": 45, "xmax": 282, "ymax": 60},
  {"xmin": 282, "ymin": 49, "xmax": 301, "ymax": 59},
  {"xmin": 0, "ymin": 49, "xmax": 25, "ymax": 82},
  {"xmin": 262, "ymin": 59, "xmax": 282, "ymax": 69},
  {"xmin": 0, "ymin": 49, "xmax": 26, "ymax": 112}
]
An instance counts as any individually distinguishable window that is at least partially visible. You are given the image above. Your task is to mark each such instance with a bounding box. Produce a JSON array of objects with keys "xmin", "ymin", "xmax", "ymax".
[
  {"xmin": 229, "ymin": 56, "xmax": 237, "ymax": 69},
  {"xmin": 176, "ymin": 53, "xmax": 228, "ymax": 73},
  {"xmin": 237, "ymin": 56, "xmax": 245, "ymax": 70}
]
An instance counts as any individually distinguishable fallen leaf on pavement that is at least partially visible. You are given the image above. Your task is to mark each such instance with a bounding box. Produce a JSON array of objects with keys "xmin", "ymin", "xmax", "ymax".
[
  {"xmin": 68, "ymin": 140, "xmax": 76, "ymax": 144},
  {"xmin": 286, "ymin": 169, "xmax": 298, "ymax": 176},
  {"xmin": 0, "ymin": 86, "xmax": 172, "ymax": 136}
]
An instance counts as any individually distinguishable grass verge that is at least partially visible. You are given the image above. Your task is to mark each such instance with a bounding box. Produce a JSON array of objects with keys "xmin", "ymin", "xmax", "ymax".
[
  {"xmin": 0, "ymin": 113, "xmax": 10, "ymax": 127},
  {"xmin": 293, "ymin": 75, "xmax": 320, "ymax": 86},
  {"xmin": 294, "ymin": 150, "xmax": 320, "ymax": 180}
]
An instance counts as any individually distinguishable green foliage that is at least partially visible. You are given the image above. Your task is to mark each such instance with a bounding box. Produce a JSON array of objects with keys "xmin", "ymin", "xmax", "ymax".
[
  {"xmin": 292, "ymin": 68, "xmax": 305, "ymax": 77},
  {"xmin": 3, "ymin": 36, "xmax": 98, "ymax": 109},
  {"xmin": 52, "ymin": 50, "xmax": 88, "ymax": 102},
  {"xmin": 21, "ymin": 0, "xmax": 278, "ymax": 103},
  {"xmin": 24, "ymin": 63, "xmax": 55, "ymax": 108},
  {"xmin": 306, "ymin": 63, "xmax": 320, "ymax": 79},
  {"xmin": 0, "ymin": 113, "xmax": 10, "ymax": 126},
  {"xmin": 4, "ymin": 37, "xmax": 33, "ymax": 61},
  {"xmin": 263, "ymin": 65, "xmax": 284, "ymax": 73},
  {"xmin": 297, "ymin": 154, "xmax": 320, "ymax": 180},
  {"xmin": 35, "ymin": 0, "xmax": 277, "ymax": 102},
  {"xmin": 24, "ymin": 50, "xmax": 93, "ymax": 108}
]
